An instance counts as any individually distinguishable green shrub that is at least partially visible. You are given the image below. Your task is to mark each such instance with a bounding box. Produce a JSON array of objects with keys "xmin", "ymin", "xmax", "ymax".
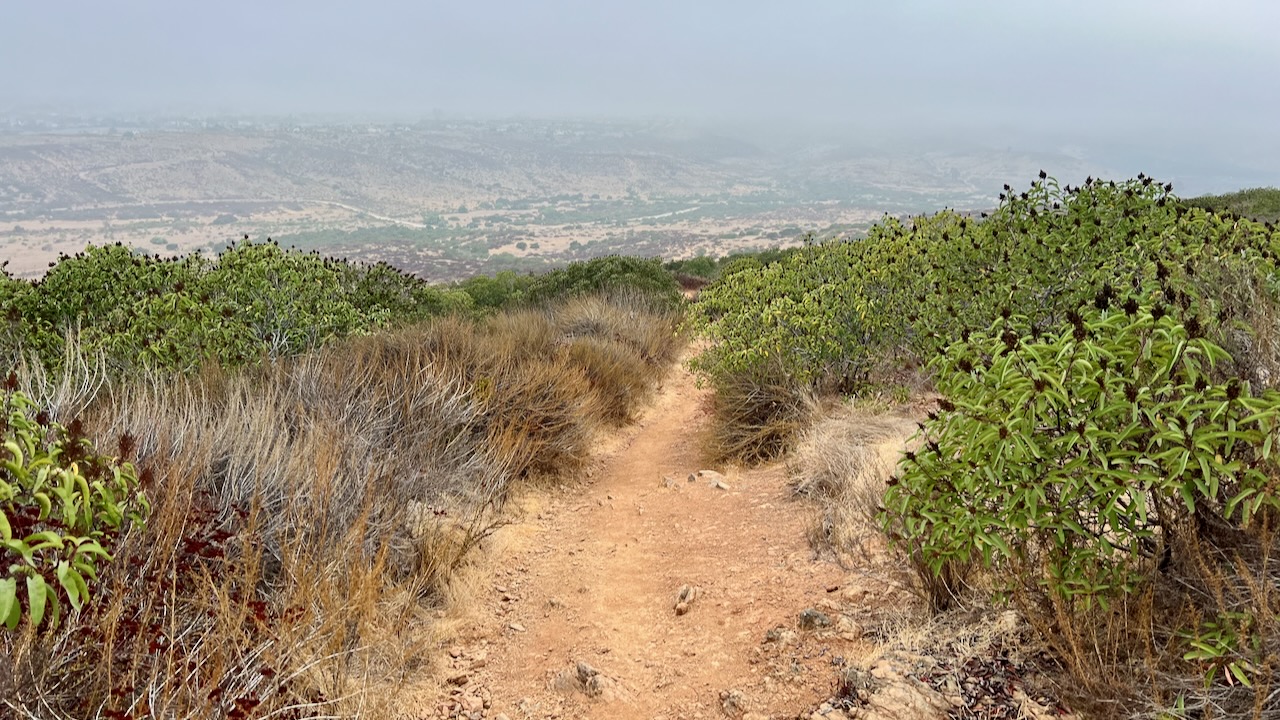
[
  {"xmin": 0, "ymin": 241, "xmax": 476, "ymax": 375},
  {"xmin": 664, "ymin": 255, "xmax": 717, "ymax": 279},
  {"xmin": 525, "ymin": 256, "xmax": 680, "ymax": 307},
  {"xmin": 885, "ymin": 298, "xmax": 1280, "ymax": 606},
  {"xmin": 457, "ymin": 270, "xmax": 534, "ymax": 313},
  {"xmin": 1, "ymin": 385, "xmax": 147, "ymax": 630},
  {"xmin": 691, "ymin": 175, "xmax": 1280, "ymax": 461}
]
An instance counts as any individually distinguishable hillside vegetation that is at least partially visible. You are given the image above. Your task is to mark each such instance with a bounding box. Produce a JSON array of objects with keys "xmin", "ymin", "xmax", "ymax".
[
  {"xmin": 692, "ymin": 175, "xmax": 1280, "ymax": 717},
  {"xmin": 0, "ymin": 247, "xmax": 683, "ymax": 718},
  {"xmin": 1185, "ymin": 187, "xmax": 1280, "ymax": 222}
]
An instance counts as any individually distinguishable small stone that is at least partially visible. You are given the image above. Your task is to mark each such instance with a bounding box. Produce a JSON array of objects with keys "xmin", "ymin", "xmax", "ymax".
[
  {"xmin": 764, "ymin": 626, "xmax": 798, "ymax": 645},
  {"xmin": 553, "ymin": 661, "xmax": 623, "ymax": 702},
  {"xmin": 508, "ymin": 622, "xmax": 526, "ymax": 632},
  {"xmin": 461, "ymin": 694, "xmax": 484, "ymax": 713},
  {"xmin": 841, "ymin": 587, "xmax": 868, "ymax": 603},
  {"xmin": 674, "ymin": 584, "xmax": 700, "ymax": 615},
  {"xmin": 447, "ymin": 671, "xmax": 470, "ymax": 685},
  {"xmin": 798, "ymin": 608, "xmax": 832, "ymax": 630},
  {"xmin": 719, "ymin": 688, "xmax": 750, "ymax": 718},
  {"xmin": 495, "ymin": 715, "xmax": 512, "ymax": 720},
  {"xmin": 448, "ymin": 646, "xmax": 463, "ymax": 658},
  {"xmin": 836, "ymin": 614, "xmax": 863, "ymax": 640},
  {"xmin": 869, "ymin": 659, "xmax": 896, "ymax": 680}
]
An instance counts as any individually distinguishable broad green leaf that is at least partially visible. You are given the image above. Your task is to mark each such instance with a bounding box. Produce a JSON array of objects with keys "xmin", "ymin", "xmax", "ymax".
[
  {"xmin": 26, "ymin": 575, "xmax": 47, "ymax": 628},
  {"xmin": 0, "ymin": 578, "xmax": 17, "ymax": 630}
]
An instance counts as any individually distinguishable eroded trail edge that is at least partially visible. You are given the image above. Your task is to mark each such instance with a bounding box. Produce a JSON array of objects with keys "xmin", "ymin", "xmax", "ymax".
[{"xmin": 429, "ymin": 359, "xmax": 878, "ymax": 720}]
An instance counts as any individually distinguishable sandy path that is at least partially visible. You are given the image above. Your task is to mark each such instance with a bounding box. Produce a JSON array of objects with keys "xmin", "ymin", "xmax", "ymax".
[{"xmin": 431, "ymin": 361, "xmax": 873, "ymax": 720}]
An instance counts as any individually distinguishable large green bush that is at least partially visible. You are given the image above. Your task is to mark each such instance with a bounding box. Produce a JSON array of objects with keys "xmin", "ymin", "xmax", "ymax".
[
  {"xmin": 0, "ymin": 241, "xmax": 474, "ymax": 375},
  {"xmin": 525, "ymin": 255, "xmax": 680, "ymax": 307},
  {"xmin": 692, "ymin": 176, "xmax": 1280, "ymax": 393},
  {"xmin": 883, "ymin": 298, "xmax": 1280, "ymax": 607}
]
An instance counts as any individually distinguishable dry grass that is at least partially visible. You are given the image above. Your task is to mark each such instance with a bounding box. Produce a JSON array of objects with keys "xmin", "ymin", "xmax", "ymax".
[
  {"xmin": 1196, "ymin": 258, "xmax": 1280, "ymax": 392},
  {"xmin": 785, "ymin": 400, "xmax": 984, "ymax": 613},
  {"xmin": 566, "ymin": 336, "xmax": 652, "ymax": 426},
  {"xmin": 704, "ymin": 368, "xmax": 820, "ymax": 465},
  {"xmin": 789, "ymin": 404, "xmax": 920, "ymax": 560},
  {"xmin": 0, "ymin": 292, "xmax": 684, "ymax": 719}
]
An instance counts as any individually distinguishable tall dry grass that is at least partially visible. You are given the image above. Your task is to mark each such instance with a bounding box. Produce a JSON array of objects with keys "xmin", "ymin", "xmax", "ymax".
[
  {"xmin": 788, "ymin": 405, "xmax": 920, "ymax": 562},
  {"xmin": 1, "ymin": 292, "xmax": 683, "ymax": 719}
]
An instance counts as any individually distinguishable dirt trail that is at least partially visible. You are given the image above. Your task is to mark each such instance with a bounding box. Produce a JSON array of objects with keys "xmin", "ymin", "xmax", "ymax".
[{"xmin": 431, "ymin": 360, "xmax": 881, "ymax": 719}]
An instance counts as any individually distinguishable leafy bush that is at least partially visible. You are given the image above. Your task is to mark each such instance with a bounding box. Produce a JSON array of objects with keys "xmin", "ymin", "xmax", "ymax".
[
  {"xmin": 691, "ymin": 237, "xmax": 880, "ymax": 390},
  {"xmin": 525, "ymin": 255, "xmax": 680, "ymax": 307},
  {"xmin": 457, "ymin": 270, "xmax": 535, "ymax": 313},
  {"xmin": 664, "ymin": 254, "xmax": 717, "ymax": 280},
  {"xmin": 691, "ymin": 175, "xmax": 1280, "ymax": 461},
  {"xmin": 0, "ymin": 241, "xmax": 474, "ymax": 375},
  {"xmin": 884, "ymin": 298, "xmax": 1280, "ymax": 604},
  {"xmin": 879, "ymin": 295, "xmax": 1280, "ymax": 711},
  {"xmin": 1, "ymin": 384, "xmax": 147, "ymax": 631}
]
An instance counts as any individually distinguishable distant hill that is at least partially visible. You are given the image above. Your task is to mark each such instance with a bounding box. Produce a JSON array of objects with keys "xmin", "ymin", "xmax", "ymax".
[{"xmin": 0, "ymin": 119, "xmax": 1113, "ymax": 279}]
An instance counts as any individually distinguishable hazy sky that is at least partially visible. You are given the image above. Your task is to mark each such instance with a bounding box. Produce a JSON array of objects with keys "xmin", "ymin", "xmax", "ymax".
[{"xmin": 2, "ymin": 1, "xmax": 1278, "ymax": 172}]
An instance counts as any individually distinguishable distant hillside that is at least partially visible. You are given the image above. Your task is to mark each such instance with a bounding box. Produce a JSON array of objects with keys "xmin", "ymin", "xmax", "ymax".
[
  {"xmin": 1184, "ymin": 187, "xmax": 1280, "ymax": 222},
  {"xmin": 0, "ymin": 119, "xmax": 1113, "ymax": 280}
]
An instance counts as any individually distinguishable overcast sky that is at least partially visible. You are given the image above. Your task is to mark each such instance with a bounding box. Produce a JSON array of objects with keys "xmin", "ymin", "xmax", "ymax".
[{"xmin": 2, "ymin": 1, "xmax": 1277, "ymax": 175}]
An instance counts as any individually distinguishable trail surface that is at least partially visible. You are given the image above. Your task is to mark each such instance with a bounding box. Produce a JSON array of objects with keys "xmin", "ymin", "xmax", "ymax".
[{"xmin": 431, "ymin": 360, "xmax": 878, "ymax": 720}]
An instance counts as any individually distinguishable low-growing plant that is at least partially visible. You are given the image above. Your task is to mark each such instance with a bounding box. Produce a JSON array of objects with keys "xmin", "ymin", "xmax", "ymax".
[
  {"xmin": 1179, "ymin": 611, "xmax": 1263, "ymax": 688},
  {"xmin": 1, "ymin": 384, "xmax": 147, "ymax": 631}
]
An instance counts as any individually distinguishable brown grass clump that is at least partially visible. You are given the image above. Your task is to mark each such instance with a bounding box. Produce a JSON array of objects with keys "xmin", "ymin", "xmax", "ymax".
[
  {"xmin": 705, "ymin": 367, "xmax": 819, "ymax": 465},
  {"xmin": 789, "ymin": 405, "xmax": 920, "ymax": 560},
  {"xmin": 555, "ymin": 289, "xmax": 683, "ymax": 369},
  {"xmin": 1195, "ymin": 257, "xmax": 1280, "ymax": 391},
  {"xmin": 566, "ymin": 336, "xmax": 653, "ymax": 426},
  {"xmin": 0, "ymin": 292, "xmax": 684, "ymax": 719}
]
